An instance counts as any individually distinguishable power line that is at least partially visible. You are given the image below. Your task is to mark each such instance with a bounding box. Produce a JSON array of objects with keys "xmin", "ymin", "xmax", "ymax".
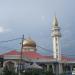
[
  {"xmin": 37, "ymin": 45, "xmax": 50, "ymax": 51},
  {"xmin": 0, "ymin": 37, "xmax": 75, "ymax": 57},
  {"xmin": 0, "ymin": 37, "xmax": 21, "ymax": 43},
  {"xmin": 0, "ymin": 45, "xmax": 20, "ymax": 51},
  {"xmin": 36, "ymin": 45, "xmax": 75, "ymax": 56}
]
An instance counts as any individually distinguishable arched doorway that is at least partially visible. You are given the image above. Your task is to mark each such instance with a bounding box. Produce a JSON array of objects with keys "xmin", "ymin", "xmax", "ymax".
[{"xmin": 3, "ymin": 60, "xmax": 16, "ymax": 72}]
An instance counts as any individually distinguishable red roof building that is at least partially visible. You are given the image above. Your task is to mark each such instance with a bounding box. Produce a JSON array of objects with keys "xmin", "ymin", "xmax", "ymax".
[{"xmin": 0, "ymin": 37, "xmax": 75, "ymax": 74}]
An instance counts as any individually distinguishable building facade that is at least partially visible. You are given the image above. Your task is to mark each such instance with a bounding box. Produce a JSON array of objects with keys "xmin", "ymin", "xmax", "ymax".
[{"xmin": 0, "ymin": 16, "xmax": 75, "ymax": 74}]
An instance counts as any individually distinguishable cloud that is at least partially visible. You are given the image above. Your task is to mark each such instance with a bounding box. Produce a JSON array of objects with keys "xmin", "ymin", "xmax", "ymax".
[
  {"xmin": 0, "ymin": 26, "xmax": 11, "ymax": 33},
  {"xmin": 41, "ymin": 16, "xmax": 45, "ymax": 21}
]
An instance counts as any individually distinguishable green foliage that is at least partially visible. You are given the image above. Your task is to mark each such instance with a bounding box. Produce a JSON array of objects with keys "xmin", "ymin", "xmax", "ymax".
[
  {"xmin": 44, "ymin": 71, "xmax": 54, "ymax": 75},
  {"xmin": 22, "ymin": 69, "xmax": 54, "ymax": 75}
]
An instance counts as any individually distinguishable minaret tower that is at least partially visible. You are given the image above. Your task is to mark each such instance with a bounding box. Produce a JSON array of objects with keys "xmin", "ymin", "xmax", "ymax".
[{"xmin": 51, "ymin": 16, "xmax": 61, "ymax": 61}]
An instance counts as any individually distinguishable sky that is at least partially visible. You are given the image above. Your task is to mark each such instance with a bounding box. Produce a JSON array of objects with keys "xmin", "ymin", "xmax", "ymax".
[{"xmin": 0, "ymin": 0, "xmax": 75, "ymax": 57}]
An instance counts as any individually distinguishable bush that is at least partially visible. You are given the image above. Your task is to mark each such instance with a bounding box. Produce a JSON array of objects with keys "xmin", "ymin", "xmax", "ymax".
[{"xmin": 22, "ymin": 69, "xmax": 54, "ymax": 75}]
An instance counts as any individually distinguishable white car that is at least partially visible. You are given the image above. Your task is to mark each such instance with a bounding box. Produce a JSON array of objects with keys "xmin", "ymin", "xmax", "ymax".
[{"xmin": 72, "ymin": 68, "xmax": 75, "ymax": 75}]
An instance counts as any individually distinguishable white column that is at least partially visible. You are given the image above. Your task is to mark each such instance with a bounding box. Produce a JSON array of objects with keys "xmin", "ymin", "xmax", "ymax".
[
  {"xmin": 47, "ymin": 64, "xmax": 49, "ymax": 71},
  {"xmin": 53, "ymin": 37, "xmax": 57, "ymax": 59},
  {"xmin": 59, "ymin": 63, "xmax": 63, "ymax": 74},
  {"xmin": 52, "ymin": 64, "xmax": 55, "ymax": 74}
]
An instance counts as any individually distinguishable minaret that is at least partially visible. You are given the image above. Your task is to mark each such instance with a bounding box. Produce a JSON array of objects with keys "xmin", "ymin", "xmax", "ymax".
[{"xmin": 51, "ymin": 16, "xmax": 61, "ymax": 61}]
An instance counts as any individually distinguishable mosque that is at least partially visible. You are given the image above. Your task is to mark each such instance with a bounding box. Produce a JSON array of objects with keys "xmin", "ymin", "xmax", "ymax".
[{"xmin": 0, "ymin": 16, "xmax": 75, "ymax": 74}]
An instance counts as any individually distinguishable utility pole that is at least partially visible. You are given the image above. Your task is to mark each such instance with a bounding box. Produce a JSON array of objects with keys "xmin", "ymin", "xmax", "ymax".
[{"xmin": 18, "ymin": 35, "xmax": 24, "ymax": 75}]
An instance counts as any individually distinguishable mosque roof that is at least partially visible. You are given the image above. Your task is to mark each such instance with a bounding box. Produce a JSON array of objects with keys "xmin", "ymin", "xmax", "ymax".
[
  {"xmin": 1, "ymin": 50, "xmax": 50, "ymax": 59},
  {"xmin": 0, "ymin": 50, "xmax": 75, "ymax": 62},
  {"xmin": 3, "ymin": 50, "xmax": 20, "ymax": 55},
  {"xmin": 22, "ymin": 51, "xmax": 50, "ymax": 59}
]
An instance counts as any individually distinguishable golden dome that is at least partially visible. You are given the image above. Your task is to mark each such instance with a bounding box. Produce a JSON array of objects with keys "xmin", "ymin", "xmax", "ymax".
[{"xmin": 23, "ymin": 37, "xmax": 36, "ymax": 47}]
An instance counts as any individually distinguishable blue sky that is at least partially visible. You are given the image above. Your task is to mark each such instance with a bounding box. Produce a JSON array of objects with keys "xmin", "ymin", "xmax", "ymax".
[{"xmin": 0, "ymin": 0, "xmax": 75, "ymax": 57}]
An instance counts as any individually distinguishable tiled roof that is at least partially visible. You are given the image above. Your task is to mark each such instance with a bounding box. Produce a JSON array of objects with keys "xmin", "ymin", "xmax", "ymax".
[
  {"xmin": 61, "ymin": 56, "xmax": 75, "ymax": 62},
  {"xmin": 22, "ymin": 51, "xmax": 49, "ymax": 59},
  {"xmin": 1, "ymin": 50, "xmax": 75, "ymax": 62},
  {"xmin": 2, "ymin": 50, "xmax": 20, "ymax": 55},
  {"xmin": 0, "ymin": 55, "xmax": 3, "ymax": 58},
  {"xmin": 1, "ymin": 50, "xmax": 50, "ymax": 59}
]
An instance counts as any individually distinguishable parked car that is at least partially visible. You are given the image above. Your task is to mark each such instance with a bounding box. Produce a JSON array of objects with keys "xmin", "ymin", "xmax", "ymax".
[{"xmin": 72, "ymin": 68, "xmax": 75, "ymax": 75}]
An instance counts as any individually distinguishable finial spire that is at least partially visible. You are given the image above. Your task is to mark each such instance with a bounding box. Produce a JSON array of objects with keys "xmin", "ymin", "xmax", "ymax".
[{"xmin": 52, "ymin": 15, "xmax": 58, "ymax": 27}]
